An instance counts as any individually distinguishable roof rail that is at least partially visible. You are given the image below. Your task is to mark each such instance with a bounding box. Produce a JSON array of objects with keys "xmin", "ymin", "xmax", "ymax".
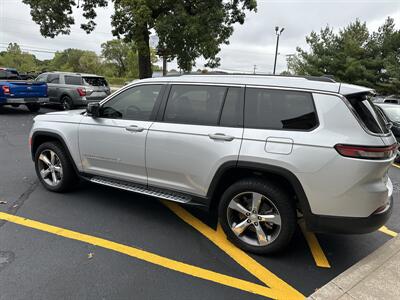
[{"xmin": 180, "ymin": 72, "xmax": 336, "ymax": 83}]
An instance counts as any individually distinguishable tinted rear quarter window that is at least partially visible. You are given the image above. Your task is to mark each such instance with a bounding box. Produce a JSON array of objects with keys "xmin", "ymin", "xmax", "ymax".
[
  {"xmin": 65, "ymin": 75, "xmax": 82, "ymax": 85},
  {"xmin": 346, "ymin": 94, "xmax": 389, "ymax": 134},
  {"xmin": 245, "ymin": 88, "xmax": 318, "ymax": 130}
]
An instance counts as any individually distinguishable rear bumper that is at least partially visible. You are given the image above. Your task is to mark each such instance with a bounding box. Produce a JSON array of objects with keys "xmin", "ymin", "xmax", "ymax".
[
  {"xmin": 305, "ymin": 195, "xmax": 393, "ymax": 234},
  {"xmin": 4, "ymin": 97, "xmax": 49, "ymax": 104}
]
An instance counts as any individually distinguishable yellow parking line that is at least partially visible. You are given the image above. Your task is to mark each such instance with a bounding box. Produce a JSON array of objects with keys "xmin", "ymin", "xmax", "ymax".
[
  {"xmin": 298, "ymin": 220, "xmax": 331, "ymax": 269},
  {"xmin": 0, "ymin": 211, "xmax": 283, "ymax": 299},
  {"xmin": 379, "ymin": 226, "xmax": 398, "ymax": 237},
  {"xmin": 392, "ymin": 163, "xmax": 400, "ymax": 169},
  {"xmin": 163, "ymin": 201, "xmax": 305, "ymax": 300}
]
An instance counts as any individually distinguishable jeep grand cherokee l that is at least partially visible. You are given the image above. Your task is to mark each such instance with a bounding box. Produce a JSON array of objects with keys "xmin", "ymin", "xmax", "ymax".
[{"xmin": 29, "ymin": 75, "xmax": 395, "ymax": 254}]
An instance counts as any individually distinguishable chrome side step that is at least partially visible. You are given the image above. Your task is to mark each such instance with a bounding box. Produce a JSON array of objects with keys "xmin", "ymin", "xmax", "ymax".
[{"xmin": 90, "ymin": 176, "xmax": 191, "ymax": 204}]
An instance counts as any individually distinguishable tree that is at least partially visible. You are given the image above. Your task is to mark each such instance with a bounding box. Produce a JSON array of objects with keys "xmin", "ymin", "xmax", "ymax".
[
  {"xmin": 288, "ymin": 18, "xmax": 400, "ymax": 95},
  {"xmin": 22, "ymin": 0, "xmax": 257, "ymax": 78},
  {"xmin": 101, "ymin": 39, "xmax": 133, "ymax": 77},
  {"xmin": 0, "ymin": 43, "xmax": 37, "ymax": 72}
]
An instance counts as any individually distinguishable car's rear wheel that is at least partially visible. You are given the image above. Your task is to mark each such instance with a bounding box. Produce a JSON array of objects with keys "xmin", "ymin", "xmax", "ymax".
[
  {"xmin": 34, "ymin": 142, "xmax": 78, "ymax": 192},
  {"xmin": 62, "ymin": 96, "xmax": 74, "ymax": 110},
  {"xmin": 26, "ymin": 103, "xmax": 40, "ymax": 112},
  {"xmin": 218, "ymin": 178, "xmax": 296, "ymax": 254}
]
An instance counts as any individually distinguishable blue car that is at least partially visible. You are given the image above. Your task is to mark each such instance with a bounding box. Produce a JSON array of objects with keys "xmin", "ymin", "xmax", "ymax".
[{"xmin": 0, "ymin": 67, "xmax": 49, "ymax": 112}]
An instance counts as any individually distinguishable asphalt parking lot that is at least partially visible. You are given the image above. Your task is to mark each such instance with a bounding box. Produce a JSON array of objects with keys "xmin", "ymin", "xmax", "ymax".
[{"xmin": 0, "ymin": 105, "xmax": 399, "ymax": 300}]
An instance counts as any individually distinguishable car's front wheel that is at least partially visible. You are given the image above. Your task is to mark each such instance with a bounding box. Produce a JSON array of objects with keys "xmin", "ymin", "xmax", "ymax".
[
  {"xmin": 218, "ymin": 178, "xmax": 296, "ymax": 254},
  {"xmin": 34, "ymin": 142, "xmax": 78, "ymax": 192}
]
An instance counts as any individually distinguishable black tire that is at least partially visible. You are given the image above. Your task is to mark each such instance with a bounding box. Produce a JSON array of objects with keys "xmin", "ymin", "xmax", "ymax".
[
  {"xmin": 61, "ymin": 96, "xmax": 74, "ymax": 110},
  {"xmin": 218, "ymin": 178, "xmax": 296, "ymax": 254},
  {"xmin": 26, "ymin": 103, "xmax": 40, "ymax": 112},
  {"xmin": 34, "ymin": 141, "xmax": 78, "ymax": 192}
]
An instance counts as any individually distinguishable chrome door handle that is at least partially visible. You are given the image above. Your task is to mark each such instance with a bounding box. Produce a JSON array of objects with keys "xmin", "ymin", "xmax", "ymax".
[
  {"xmin": 208, "ymin": 133, "xmax": 235, "ymax": 141},
  {"xmin": 125, "ymin": 125, "xmax": 144, "ymax": 132}
]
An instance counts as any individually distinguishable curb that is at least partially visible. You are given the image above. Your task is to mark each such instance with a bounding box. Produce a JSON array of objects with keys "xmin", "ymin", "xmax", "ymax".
[{"xmin": 308, "ymin": 235, "xmax": 400, "ymax": 300}]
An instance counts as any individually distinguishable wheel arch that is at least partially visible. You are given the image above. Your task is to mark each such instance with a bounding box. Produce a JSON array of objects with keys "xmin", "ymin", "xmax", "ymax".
[
  {"xmin": 207, "ymin": 161, "xmax": 312, "ymax": 218},
  {"xmin": 31, "ymin": 131, "xmax": 79, "ymax": 174}
]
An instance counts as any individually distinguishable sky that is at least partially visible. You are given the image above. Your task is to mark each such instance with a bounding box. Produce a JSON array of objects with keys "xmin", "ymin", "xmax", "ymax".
[{"xmin": 0, "ymin": 0, "xmax": 399, "ymax": 74}]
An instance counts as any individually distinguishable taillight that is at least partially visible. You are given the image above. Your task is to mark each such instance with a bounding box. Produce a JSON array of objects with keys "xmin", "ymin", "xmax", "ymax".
[
  {"xmin": 335, "ymin": 144, "xmax": 398, "ymax": 160},
  {"xmin": 2, "ymin": 85, "xmax": 10, "ymax": 94},
  {"xmin": 77, "ymin": 88, "xmax": 86, "ymax": 97}
]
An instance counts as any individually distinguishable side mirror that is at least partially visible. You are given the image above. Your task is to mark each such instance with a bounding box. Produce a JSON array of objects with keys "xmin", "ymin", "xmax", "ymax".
[
  {"xmin": 386, "ymin": 122, "xmax": 393, "ymax": 130},
  {"xmin": 87, "ymin": 102, "xmax": 100, "ymax": 117}
]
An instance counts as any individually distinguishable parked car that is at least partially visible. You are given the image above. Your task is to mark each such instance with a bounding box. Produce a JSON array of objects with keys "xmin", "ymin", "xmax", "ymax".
[
  {"xmin": 29, "ymin": 74, "xmax": 395, "ymax": 254},
  {"xmin": 383, "ymin": 95, "xmax": 400, "ymax": 104},
  {"xmin": 0, "ymin": 67, "xmax": 48, "ymax": 112},
  {"xmin": 371, "ymin": 95, "xmax": 385, "ymax": 103},
  {"xmin": 375, "ymin": 103, "xmax": 400, "ymax": 162},
  {"xmin": 35, "ymin": 72, "xmax": 111, "ymax": 110}
]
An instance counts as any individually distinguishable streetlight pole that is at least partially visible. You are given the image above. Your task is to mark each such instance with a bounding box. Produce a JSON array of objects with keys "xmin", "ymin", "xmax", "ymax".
[{"xmin": 273, "ymin": 26, "xmax": 284, "ymax": 75}]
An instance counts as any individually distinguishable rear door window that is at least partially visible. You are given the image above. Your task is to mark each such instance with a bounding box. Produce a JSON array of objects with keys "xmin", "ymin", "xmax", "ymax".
[
  {"xmin": 244, "ymin": 88, "xmax": 318, "ymax": 130},
  {"xmin": 220, "ymin": 87, "xmax": 244, "ymax": 127},
  {"xmin": 163, "ymin": 85, "xmax": 227, "ymax": 126},
  {"xmin": 346, "ymin": 94, "xmax": 389, "ymax": 134},
  {"xmin": 65, "ymin": 75, "xmax": 83, "ymax": 85}
]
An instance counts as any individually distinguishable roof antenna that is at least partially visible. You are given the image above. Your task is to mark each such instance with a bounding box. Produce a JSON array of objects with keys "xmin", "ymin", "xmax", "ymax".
[{"xmin": 77, "ymin": 0, "xmax": 80, "ymax": 8}]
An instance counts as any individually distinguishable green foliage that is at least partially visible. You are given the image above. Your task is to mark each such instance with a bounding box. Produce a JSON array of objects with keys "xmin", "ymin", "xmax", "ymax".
[
  {"xmin": 0, "ymin": 41, "xmax": 160, "ymax": 82},
  {"xmin": 289, "ymin": 18, "xmax": 400, "ymax": 95},
  {"xmin": 22, "ymin": 0, "xmax": 257, "ymax": 78},
  {"xmin": 0, "ymin": 43, "xmax": 37, "ymax": 72}
]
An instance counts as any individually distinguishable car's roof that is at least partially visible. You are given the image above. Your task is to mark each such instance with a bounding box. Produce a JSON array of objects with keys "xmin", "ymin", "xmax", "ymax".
[
  {"xmin": 45, "ymin": 71, "xmax": 104, "ymax": 77},
  {"xmin": 131, "ymin": 74, "xmax": 373, "ymax": 96}
]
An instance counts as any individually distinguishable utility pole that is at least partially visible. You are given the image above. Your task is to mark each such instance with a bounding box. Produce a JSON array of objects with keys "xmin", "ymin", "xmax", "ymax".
[
  {"xmin": 273, "ymin": 26, "xmax": 285, "ymax": 75},
  {"xmin": 253, "ymin": 65, "xmax": 257, "ymax": 74}
]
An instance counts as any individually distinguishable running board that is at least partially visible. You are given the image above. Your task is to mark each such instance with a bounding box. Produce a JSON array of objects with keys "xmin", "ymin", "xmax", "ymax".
[{"xmin": 90, "ymin": 176, "xmax": 191, "ymax": 204}]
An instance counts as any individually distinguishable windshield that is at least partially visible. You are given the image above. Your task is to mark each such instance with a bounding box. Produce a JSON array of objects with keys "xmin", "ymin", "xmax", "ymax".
[
  {"xmin": 83, "ymin": 76, "xmax": 108, "ymax": 87},
  {"xmin": 380, "ymin": 106, "xmax": 400, "ymax": 123}
]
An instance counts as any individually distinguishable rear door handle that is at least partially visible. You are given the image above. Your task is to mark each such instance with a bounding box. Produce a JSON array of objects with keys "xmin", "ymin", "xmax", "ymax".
[
  {"xmin": 208, "ymin": 133, "xmax": 235, "ymax": 141},
  {"xmin": 125, "ymin": 125, "xmax": 144, "ymax": 132}
]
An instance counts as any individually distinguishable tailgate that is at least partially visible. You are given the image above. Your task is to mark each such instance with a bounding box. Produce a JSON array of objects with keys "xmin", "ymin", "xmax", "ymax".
[{"xmin": 7, "ymin": 81, "xmax": 47, "ymax": 98}]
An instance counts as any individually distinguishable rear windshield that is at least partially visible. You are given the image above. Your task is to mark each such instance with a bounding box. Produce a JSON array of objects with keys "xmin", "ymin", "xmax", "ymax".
[
  {"xmin": 83, "ymin": 76, "xmax": 108, "ymax": 87},
  {"xmin": 346, "ymin": 94, "xmax": 389, "ymax": 134}
]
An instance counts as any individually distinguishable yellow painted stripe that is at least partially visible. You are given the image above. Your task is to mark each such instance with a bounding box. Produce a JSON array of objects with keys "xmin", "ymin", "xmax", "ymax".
[
  {"xmin": 392, "ymin": 163, "xmax": 400, "ymax": 169},
  {"xmin": 163, "ymin": 201, "xmax": 305, "ymax": 300},
  {"xmin": 0, "ymin": 211, "xmax": 281, "ymax": 299},
  {"xmin": 379, "ymin": 226, "xmax": 398, "ymax": 237},
  {"xmin": 298, "ymin": 220, "xmax": 331, "ymax": 269}
]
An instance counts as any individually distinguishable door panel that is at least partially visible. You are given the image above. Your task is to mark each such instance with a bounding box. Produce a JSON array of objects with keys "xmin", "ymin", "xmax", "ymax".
[
  {"xmin": 146, "ymin": 84, "xmax": 244, "ymax": 196},
  {"xmin": 78, "ymin": 84, "xmax": 164, "ymax": 184},
  {"xmin": 79, "ymin": 117, "xmax": 151, "ymax": 184},
  {"xmin": 146, "ymin": 123, "xmax": 243, "ymax": 196}
]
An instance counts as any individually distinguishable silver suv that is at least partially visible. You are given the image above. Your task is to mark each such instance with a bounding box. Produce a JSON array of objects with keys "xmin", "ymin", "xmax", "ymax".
[
  {"xmin": 29, "ymin": 75, "xmax": 395, "ymax": 254},
  {"xmin": 35, "ymin": 72, "xmax": 111, "ymax": 110}
]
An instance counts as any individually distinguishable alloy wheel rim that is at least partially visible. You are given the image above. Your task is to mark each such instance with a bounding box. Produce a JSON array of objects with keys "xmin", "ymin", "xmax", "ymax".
[
  {"xmin": 38, "ymin": 150, "xmax": 63, "ymax": 186},
  {"xmin": 63, "ymin": 99, "xmax": 71, "ymax": 110},
  {"xmin": 226, "ymin": 191, "xmax": 281, "ymax": 247}
]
